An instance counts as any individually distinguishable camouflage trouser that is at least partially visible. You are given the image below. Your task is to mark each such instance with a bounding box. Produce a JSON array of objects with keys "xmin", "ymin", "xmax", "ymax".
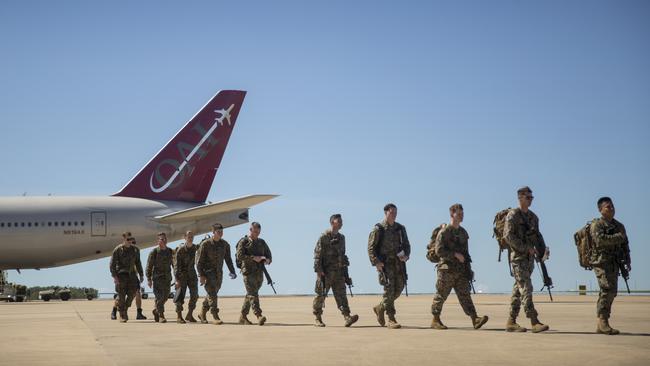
[
  {"xmin": 201, "ymin": 272, "xmax": 223, "ymax": 316},
  {"xmin": 593, "ymin": 261, "xmax": 618, "ymax": 319},
  {"xmin": 509, "ymin": 258, "xmax": 538, "ymax": 319},
  {"xmin": 313, "ymin": 273, "xmax": 350, "ymax": 316},
  {"xmin": 153, "ymin": 276, "xmax": 171, "ymax": 315},
  {"xmin": 431, "ymin": 269, "xmax": 477, "ymax": 317},
  {"xmin": 115, "ymin": 273, "xmax": 139, "ymax": 313},
  {"xmin": 175, "ymin": 276, "xmax": 199, "ymax": 313},
  {"xmin": 377, "ymin": 261, "xmax": 405, "ymax": 317},
  {"xmin": 241, "ymin": 271, "xmax": 264, "ymax": 316}
]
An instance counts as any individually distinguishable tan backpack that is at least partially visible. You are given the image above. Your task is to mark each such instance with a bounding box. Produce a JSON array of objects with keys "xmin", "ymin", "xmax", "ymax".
[
  {"xmin": 426, "ymin": 224, "xmax": 446, "ymax": 263},
  {"xmin": 493, "ymin": 208, "xmax": 512, "ymax": 261},
  {"xmin": 574, "ymin": 221, "xmax": 594, "ymax": 270}
]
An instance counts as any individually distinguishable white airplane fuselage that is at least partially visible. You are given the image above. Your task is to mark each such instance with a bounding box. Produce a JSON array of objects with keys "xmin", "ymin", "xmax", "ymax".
[{"xmin": 0, "ymin": 196, "xmax": 248, "ymax": 270}]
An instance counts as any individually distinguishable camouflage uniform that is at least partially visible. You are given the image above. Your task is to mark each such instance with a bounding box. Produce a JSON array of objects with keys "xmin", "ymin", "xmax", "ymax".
[
  {"xmin": 109, "ymin": 244, "xmax": 143, "ymax": 317},
  {"xmin": 590, "ymin": 217, "xmax": 629, "ymax": 319},
  {"xmin": 236, "ymin": 236, "xmax": 272, "ymax": 317},
  {"xmin": 196, "ymin": 238, "xmax": 236, "ymax": 317},
  {"xmin": 146, "ymin": 247, "xmax": 174, "ymax": 316},
  {"xmin": 430, "ymin": 225, "xmax": 477, "ymax": 317},
  {"xmin": 173, "ymin": 244, "xmax": 199, "ymax": 313},
  {"xmin": 313, "ymin": 231, "xmax": 352, "ymax": 317},
  {"xmin": 504, "ymin": 208, "xmax": 546, "ymax": 320},
  {"xmin": 368, "ymin": 220, "xmax": 411, "ymax": 318}
]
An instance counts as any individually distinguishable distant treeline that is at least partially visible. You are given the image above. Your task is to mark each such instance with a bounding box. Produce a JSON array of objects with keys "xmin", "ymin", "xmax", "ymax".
[{"xmin": 25, "ymin": 286, "xmax": 98, "ymax": 300}]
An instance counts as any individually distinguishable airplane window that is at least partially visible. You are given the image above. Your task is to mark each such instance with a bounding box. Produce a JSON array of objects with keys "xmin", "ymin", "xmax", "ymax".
[
  {"xmin": 28, "ymin": 222, "xmax": 32, "ymax": 227},
  {"xmin": 67, "ymin": 222, "xmax": 71, "ymax": 226},
  {"xmin": 54, "ymin": 222, "xmax": 58, "ymax": 227},
  {"xmin": 0, "ymin": 223, "xmax": 4, "ymax": 227},
  {"xmin": 60, "ymin": 222, "xmax": 64, "ymax": 226},
  {"xmin": 74, "ymin": 221, "xmax": 78, "ymax": 226},
  {"xmin": 35, "ymin": 222, "xmax": 39, "ymax": 227},
  {"xmin": 14, "ymin": 222, "xmax": 18, "ymax": 227},
  {"xmin": 21, "ymin": 222, "xmax": 25, "ymax": 227},
  {"xmin": 81, "ymin": 221, "xmax": 85, "ymax": 226},
  {"xmin": 7, "ymin": 223, "xmax": 11, "ymax": 227},
  {"xmin": 48, "ymin": 222, "xmax": 52, "ymax": 226}
]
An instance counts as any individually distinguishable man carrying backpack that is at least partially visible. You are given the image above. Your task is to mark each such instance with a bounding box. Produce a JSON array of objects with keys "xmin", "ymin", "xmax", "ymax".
[
  {"xmin": 503, "ymin": 186, "xmax": 550, "ymax": 333},
  {"xmin": 590, "ymin": 197, "xmax": 630, "ymax": 335},
  {"xmin": 428, "ymin": 204, "xmax": 488, "ymax": 330}
]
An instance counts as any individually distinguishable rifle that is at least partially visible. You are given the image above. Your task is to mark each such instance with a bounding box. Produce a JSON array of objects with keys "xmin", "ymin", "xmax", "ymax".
[
  {"xmin": 343, "ymin": 266, "xmax": 354, "ymax": 297},
  {"xmin": 616, "ymin": 247, "xmax": 631, "ymax": 294},
  {"xmin": 262, "ymin": 265, "xmax": 277, "ymax": 294},
  {"xmin": 523, "ymin": 217, "xmax": 553, "ymax": 302},
  {"xmin": 536, "ymin": 259, "xmax": 554, "ymax": 302}
]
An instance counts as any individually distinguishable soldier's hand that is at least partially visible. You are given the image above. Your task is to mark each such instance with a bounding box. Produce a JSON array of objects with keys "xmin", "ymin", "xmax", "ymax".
[
  {"xmin": 265, "ymin": 258, "xmax": 272, "ymax": 265},
  {"xmin": 625, "ymin": 263, "xmax": 632, "ymax": 273},
  {"xmin": 200, "ymin": 276, "xmax": 206, "ymax": 286},
  {"xmin": 318, "ymin": 272, "xmax": 325, "ymax": 278},
  {"xmin": 375, "ymin": 262, "xmax": 384, "ymax": 272},
  {"xmin": 253, "ymin": 256, "xmax": 265, "ymax": 263},
  {"xmin": 454, "ymin": 252, "xmax": 465, "ymax": 263},
  {"xmin": 147, "ymin": 280, "xmax": 152, "ymax": 289},
  {"xmin": 528, "ymin": 248, "xmax": 536, "ymax": 256},
  {"xmin": 345, "ymin": 277, "xmax": 353, "ymax": 286},
  {"xmin": 175, "ymin": 281, "xmax": 180, "ymax": 290},
  {"xmin": 542, "ymin": 247, "xmax": 550, "ymax": 262},
  {"xmin": 113, "ymin": 276, "xmax": 119, "ymax": 285},
  {"xmin": 229, "ymin": 272, "xmax": 237, "ymax": 280}
]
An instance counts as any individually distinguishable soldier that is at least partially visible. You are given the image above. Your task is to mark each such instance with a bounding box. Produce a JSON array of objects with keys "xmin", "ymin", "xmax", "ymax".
[
  {"xmin": 312, "ymin": 214, "xmax": 359, "ymax": 327},
  {"xmin": 503, "ymin": 186, "xmax": 550, "ymax": 333},
  {"xmin": 111, "ymin": 233, "xmax": 146, "ymax": 320},
  {"xmin": 146, "ymin": 232, "xmax": 174, "ymax": 323},
  {"xmin": 173, "ymin": 231, "xmax": 200, "ymax": 324},
  {"xmin": 368, "ymin": 203, "xmax": 411, "ymax": 329},
  {"xmin": 196, "ymin": 224, "xmax": 237, "ymax": 325},
  {"xmin": 590, "ymin": 196, "xmax": 630, "ymax": 335},
  {"xmin": 109, "ymin": 231, "xmax": 143, "ymax": 323},
  {"xmin": 236, "ymin": 222, "xmax": 272, "ymax": 326},
  {"xmin": 429, "ymin": 204, "xmax": 488, "ymax": 330}
]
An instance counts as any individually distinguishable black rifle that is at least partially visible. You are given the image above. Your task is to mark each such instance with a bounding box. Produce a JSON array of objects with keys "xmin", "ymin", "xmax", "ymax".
[
  {"xmin": 616, "ymin": 247, "xmax": 631, "ymax": 294},
  {"xmin": 536, "ymin": 259, "xmax": 554, "ymax": 302},
  {"xmin": 343, "ymin": 266, "xmax": 354, "ymax": 297},
  {"xmin": 262, "ymin": 266, "xmax": 277, "ymax": 294},
  {"xmin": 522, "ymin": 217, "xmax": 553, "ymax": 302}
]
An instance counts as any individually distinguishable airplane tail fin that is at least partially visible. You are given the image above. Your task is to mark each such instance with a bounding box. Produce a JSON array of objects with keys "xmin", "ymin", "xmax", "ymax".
[{"xmin": 113, "ymin": 90, "xmax": 246, "ymax": 203}]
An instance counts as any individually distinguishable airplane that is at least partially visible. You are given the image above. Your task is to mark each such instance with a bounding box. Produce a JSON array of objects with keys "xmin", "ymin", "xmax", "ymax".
[{"xmin": 0, "ymin": 90, "xmax": 277, "ymax": 270}]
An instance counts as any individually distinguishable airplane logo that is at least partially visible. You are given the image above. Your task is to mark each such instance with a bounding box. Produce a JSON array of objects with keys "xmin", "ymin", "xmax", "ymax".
[{"xmin": 149, "ymin": 104, "xmax": 235, "ymax": 193}]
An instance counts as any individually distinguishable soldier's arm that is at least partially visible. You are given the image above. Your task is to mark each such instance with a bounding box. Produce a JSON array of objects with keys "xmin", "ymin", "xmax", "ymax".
[
  {"xmin": 532, "ymin": 214, "xmax": 547, "ymax": 253},
  {"xmin": 367, "ymin": 227, "xmax": 380, "ymax": 265},
  {"xmin": 313, "ymin": 235, "xmax": 324, "ymax": 273},
  {"xmin": 400, "ymin": 225, "xmax": 411, "ymax": 256},
  {"xmin": 109, "ymin": 248, "xmax": 119, "ymax": 278},
  {"xmin": 135, "ymin": 248, "xmax": 144, "ymax": 279},
  {"xmin": 590, "ymin": 220, "xmax": 627, "ymax": 248},
  {"xmin": 263, "ymin": 240, "xmax": 272, "ymax": 261},
  {"xmin": 146, "ymin": 250, "xmax": 155, "ymax": 281},
  {"xmin": 236, "ymin": 238, "xmax": 256, "ymax": 267},
  {"xmin": 620, "ymin": 223, "xmax": 631, "ymax": 266},
  {"xmin": 504, "ymin": 211, "xmax": 527, "ymax": 252},
  {"xmin": 434, "ymin": 229, "xmax": 455, "ymax": 261},
  {"xmin": 174, "ymin": 249, "xmax": 183, "ymax": 280},
  {"xmin": 196, "ymin": 243, "xmax": 207, "ymax": 277},
  {"xmin": 224, "ymin": 243, "xmax": 236, "ymax": 274},
  {"xmin": 342, "ymin": 235, "xmax": 350, "ymax": 267}
]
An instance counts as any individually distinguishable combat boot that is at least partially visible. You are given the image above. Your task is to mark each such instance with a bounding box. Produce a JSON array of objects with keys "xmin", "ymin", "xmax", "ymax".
[
  {"xmin": 211, "ymin": 313, "xmax": 224, "ymax": 325},
  {"xmin": 530, "ymin": 316, "xmax": 549, "ymax": 333},
  {"xmin": 344, "ymin": 314, "xmax": 359, "ymax": 327},
  {"xmin": 505, "ymin": 317, "xmax": 526, "ymax": 332},
  {"xmin": 387, "ymin": 314, "xmax": 401, "ymax": 329},
  {"xmin": 430, "ymin": 314, "xmax": 447, "ymax": 330},
  {"xmin": 198, "ymin": 307, "xmax": 208, "ymax": 324},
  {"xmin": 159, "ymin": 312, "xmax": 167, "ymax": 323},
  {"xmin": 152, "ymin": 309, "xmax": 160, "ymax": 323},
  {"xmin": 373, "ymin": 304, "xmax": 386, "ymax": 327},
  {"xmin": 314, "ymin": 314, "xmax": 325, "ymax": 327},
  {"xmin": 257, "ymin": 314, "xmax": 267, "ymax": 326},
  {"xmin": 111, "ymin": 307, "xmax": 117, "ymax": 320},
  {"xmin": 596, "ymin": 316, "xmax": 620, "ymax": 335},
  {"xmin": 176, "ymin": 311, "xmax": 186, "ymax": 324},
  {"xmin": 239, "ymin": 314, "xmax": 253, "ymax": 325},
  {"xmin": 472, "ymin": 315, "xmax": 489, "ymax": 330},
  {"xmin": 119, "ymin": 311, "xmax": 128, "ymax": 323},
  {"xmin": 136, "ymin": 308, "xmax": 147, "ymax": 320},
  {"xmin": 185, "ymin": 310, "xmax": 197, "ymax": 323}
]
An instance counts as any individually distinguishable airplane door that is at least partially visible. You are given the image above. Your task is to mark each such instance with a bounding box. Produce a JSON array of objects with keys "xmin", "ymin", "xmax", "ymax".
[{"xmin": 91, "ymin": 211, "xmax": 107, "ymax": 237}]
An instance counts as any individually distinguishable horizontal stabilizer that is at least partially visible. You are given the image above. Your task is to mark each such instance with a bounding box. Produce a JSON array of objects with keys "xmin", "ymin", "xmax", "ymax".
[{"xmin": 153, "ymin": 194, "xmax": 278, "ymax": 224}]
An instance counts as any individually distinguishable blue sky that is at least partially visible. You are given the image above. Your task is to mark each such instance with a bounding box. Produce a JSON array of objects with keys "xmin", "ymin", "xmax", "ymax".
[{"xmin": 1, "ymin": 0, "xmax": 648, "ymax": 296}]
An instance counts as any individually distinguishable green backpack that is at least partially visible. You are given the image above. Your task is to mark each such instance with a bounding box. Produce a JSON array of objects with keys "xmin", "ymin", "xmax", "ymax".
[
  {"xmin": 426, "ymin": 224, "xmax": 447, "ymax": 263},
  {"xmin": 493, "ymin": 208, "xmax": 512, "ymax": 262},
  {"xmin": 573, "ymin": 221, "xmax": 595, "ymax": 270}
]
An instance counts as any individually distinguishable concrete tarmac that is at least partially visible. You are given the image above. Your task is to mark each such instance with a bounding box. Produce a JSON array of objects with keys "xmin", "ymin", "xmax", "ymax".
[{"xmin": 1, "ymin": 294, "xmax": 649, "ymax": 366}]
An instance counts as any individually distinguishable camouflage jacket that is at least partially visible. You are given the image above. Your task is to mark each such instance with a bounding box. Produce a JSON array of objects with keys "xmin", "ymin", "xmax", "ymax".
[
  {"xmin": 589, "ymin": 217, "xmax": 630, "ymax": 266},
  {"xmin": 196, "ymin": 238, "xmax": 236, "ymax": 278},
  {"xmin": 434, "ymin": 225, "xmax": 472, "ymax": 271},
  {"xmin": 313, "ymin": 230, "xmax": 349, "ymax": 275},
  {"xmin": 236, "ymin": 236, "xmax": 272, "ymax": 276},
  {"xmin": 504, "ymin": 208, "xmax": 546, "ymax": 262},
  {"xmin": 368, "ymin": 220, "xmax": 411, "ymax": 266},
  {"xmin": 110, "ymin": 244, "xmax": 143, "ymax": 279},
  {"xmin": 174, "ymin": 244, "xmax": 199, "ymax": 281},
  {"xmin": 146, "ymin": 246, "xmax": 173, "ymax": 281}
]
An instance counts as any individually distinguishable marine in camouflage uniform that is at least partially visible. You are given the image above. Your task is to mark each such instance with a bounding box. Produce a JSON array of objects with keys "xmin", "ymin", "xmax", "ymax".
[
  {"xmin": 312, "ymin": 214, "xmax": 359, "ymax": 327},
  {"xmin": 590, "ymin": 196, "xmax": 630, "ymax": 335},
  {"xmin": 503, "ymin": 186, "xmax": 550, "ymax": 333},
  {"xmin": 196, "ymin": 223, "xmax": 237, "ymax": 325},
  {"xmin": 110, "ymin": 232, "xmax": 146, "ymax": 321},
  {"xmin": 429, "ymin": 204, "xmax": 488, "ymax": 330},
  {"xmin": 173, "ymin": 231, "xmax": 200, "ymax": 324},
  {"xmin": 146, "ymin": 232, "xmax": 174, "ymax": 323},
  {"xmin": 236, "ymin": 222, "xmax": 272, "ymax": 325},
  {"xmin": 109, "ymin": 234, "xmax": 144, "ymax": 323},
  {"xmin": 368, "ymin": 203, "xmax": 411, "ymax": 329}
]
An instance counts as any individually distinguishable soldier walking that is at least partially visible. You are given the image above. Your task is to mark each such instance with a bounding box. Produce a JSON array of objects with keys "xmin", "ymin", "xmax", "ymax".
[
  {"xmin": 173, "ymin": 231, "xmax": 200, "ymax": 324},
  {"xmin": 110, "ymin": 232, "xmax": 146, "ymax": 320},
  {"xmin": 236, "ymin": 222, "xmax": 272, "ymax": 325},
  {"xmin": 146, "ymin": 232, "xmax": 174, "ymax": 323},
  {"xmin": 109, "ymin": 232, "xmax": 144, "ymax": 323}
]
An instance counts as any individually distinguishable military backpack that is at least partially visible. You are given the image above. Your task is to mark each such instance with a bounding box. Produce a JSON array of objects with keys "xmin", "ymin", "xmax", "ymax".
[
  {"xmin": 426, "ymin": 224, "xmax": 447, "ymax": 263},
  {"xmin": 492, "ymin": 208, "xmax": 512, "ymax": 261},
  {"xmin": 573, "ymin": 221, "xmax": 595, "ymax": 270}
]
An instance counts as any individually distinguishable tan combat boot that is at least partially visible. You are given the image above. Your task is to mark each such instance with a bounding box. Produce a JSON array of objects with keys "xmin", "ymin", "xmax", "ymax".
[
  {"xmin": 344, "ymin": 314, "xmax": 359, "ymax": 327},
  {"xmin": 472, "ymin": 315, "xmax": 489, "ymax": 330},
  {"xmin": 596, "ymin": 316, "xmax": 620, "ymax": 335},
  {"xmin": 530, "ymin": 316, "xmax": 549, "ymax": 333},
  {"xmin": 119, "ymin": 311, "xmax": 128, "ymax": 323},
  {"xmin": 505, "ymin": 317, "xmax": 526, "ymax": 332},
  {"xmin": 373, "ymin": 304, "xmax": 386, "ymax": 327},
  {"xmin": 212, "ymin": 313, "xmax": 224, "ymax": 325},
  {"xmin": 152, "ymin": 309, "xmax": 160, "ymax": 323},
  {"xmin": 198, "ymin": 307, "xmax": 208, "ymax": 324},
  {"xmin": 239, "ymin": 314, "xmax": 253, "ymax": 325},
  {"xmin": 314, "ymin": 314, "xmax": 325, "ymax": 327},
  {"xmin": 176, "ymin": 311, "xmax": 186, "ymax": 324},
  {"xmin": 159, "ymin": 312, "xmax": 167, "ymax": 323},
  {"xmin": 430, "ymin": 314, "xmax": 447, "ymax": 330},
  {"xmin": 185, "ymin": 310, "xmax": 197, "ymax": 323},
  {"xmin": 257, "ymin": 314, "xmax": 267, "ymax": 326},
  {"xmin": 387, "ymin": 314, "xmax": 401, "ymax": 329}
]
